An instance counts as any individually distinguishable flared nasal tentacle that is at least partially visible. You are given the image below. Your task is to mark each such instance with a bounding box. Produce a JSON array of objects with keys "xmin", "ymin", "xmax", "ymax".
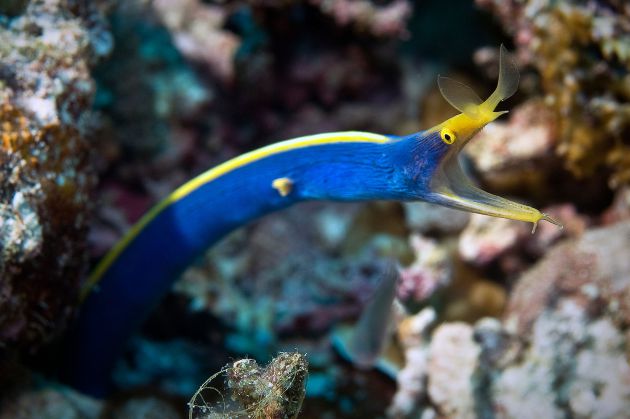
[
  {"xmin": 483, "ymin": 44, "xmax": 520, "ymax": 111},
  {"xmin": 437, "ymin": 76, "xmax": 483, "ymax": 117},
  {"xmin": 437, "ymin": 45, "xmax": 519, "ymax": 122}
]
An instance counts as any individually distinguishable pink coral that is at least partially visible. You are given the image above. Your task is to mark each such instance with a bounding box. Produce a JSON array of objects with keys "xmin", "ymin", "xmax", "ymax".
[
  {"xmin": 398, "ymin": 234, "xmax": 452, "ymax": 302},
  {"xmin": 311, "ymin": 0, "xmax": 412, "ymax": 38},
  {"xmin": 152, "ymin": 0, "xmax": 240, "ymax": 82}
]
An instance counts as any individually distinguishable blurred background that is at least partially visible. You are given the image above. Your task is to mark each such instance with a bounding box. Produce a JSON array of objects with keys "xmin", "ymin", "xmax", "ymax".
[{"xmin": 1, "ymin": 0, "xmax": 629, "ymax": 417}]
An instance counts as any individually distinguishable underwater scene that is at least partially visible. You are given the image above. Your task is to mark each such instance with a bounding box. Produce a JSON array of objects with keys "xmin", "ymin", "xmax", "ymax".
[{"xmin": 1, "ymin": 0, "xmax": 630, "ymax": 418}]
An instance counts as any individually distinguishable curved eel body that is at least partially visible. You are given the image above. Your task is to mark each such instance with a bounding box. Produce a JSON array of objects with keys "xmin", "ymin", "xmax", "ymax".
[{"xmin": 64, "ymin": 46, "xmax": 560, "ymax": 396}]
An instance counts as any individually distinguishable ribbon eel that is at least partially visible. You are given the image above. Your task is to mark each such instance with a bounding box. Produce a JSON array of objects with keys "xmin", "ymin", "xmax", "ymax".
[{"xmin": 64, "ymin": 46, "xmax": 560, "ymax": 396}]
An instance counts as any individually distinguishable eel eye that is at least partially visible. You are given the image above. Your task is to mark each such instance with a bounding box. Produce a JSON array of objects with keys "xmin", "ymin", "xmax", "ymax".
[{"xmin": 440, "ymin": 128, "xmax": 456, "ymax": 144}]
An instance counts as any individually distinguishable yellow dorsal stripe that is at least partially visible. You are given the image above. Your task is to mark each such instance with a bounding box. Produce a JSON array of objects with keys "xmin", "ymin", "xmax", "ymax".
[{"xmin": 81, "ymin": 131, "xmax": 390, "ymax": 300}]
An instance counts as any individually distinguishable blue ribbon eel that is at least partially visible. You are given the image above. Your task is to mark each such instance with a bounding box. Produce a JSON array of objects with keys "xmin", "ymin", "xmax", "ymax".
[{"xmin": 63, "ymin": 46, "xmax": 561, "ymax": 396}]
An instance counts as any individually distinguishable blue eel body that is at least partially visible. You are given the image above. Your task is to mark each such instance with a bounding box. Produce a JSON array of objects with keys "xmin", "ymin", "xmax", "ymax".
[
  {"xmin": 65, "ymin": 46, "xmax": 555, "ymax": 396},
  {"xmin": 65, "ymin": 131, "xmax": 449, "ymax": 395}
]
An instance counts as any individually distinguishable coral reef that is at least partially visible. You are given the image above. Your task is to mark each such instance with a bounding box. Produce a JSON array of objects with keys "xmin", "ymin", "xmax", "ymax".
[
  {"xmin": 4, "ymin": 0, "xmax": 630, "ymax": 418},
  {"xmin": 0, "ymin": 0, "xmax": 111, "ymax": 348},
  {"xmin": 477, "ymin": 0, "xmax": 630, "ymax": 188},
  {"xmin": 458, "ymin": 214, "xmax": 529, "ymax": 267},
  {"xmin": 174, "ymin": 202, "xmax": 407, "ymax": 358},
  {"xmin": 493, "ymin": 219, "xmax": 630, "ymax": 417},
  {"xmin": 427, "ymin": 323, "xmax": 479, "ymax": 419},
  {"xmin": 387, "ymin": 221, "xmax": 630, "ymax": 418}
]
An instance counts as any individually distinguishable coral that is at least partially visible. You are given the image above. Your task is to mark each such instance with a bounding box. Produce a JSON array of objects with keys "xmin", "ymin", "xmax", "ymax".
[
  {"xmin": 477, "ymin": 0, "xmax": 630, "ymax": 188},
  {"xmin": 427, "ymin": 323, "xmax": 480, "ymax": 419},
  {"xmin": 0, "ymin": 0, "xmax": 111, "ymax": 348},
  {"xmin": 387, "ymin": 307, "xmax": 436, "ymax": 418},
  {"xmin": 310, "ymin": 0, "xmax": 412, "ymax": 38},
  {"xmin": 152, "ymin": 0, "xmax": 240, "ymax": 82},
  {"xmin": 495, "ymin": 221, "xmax": 630, "ymax": 416},
  {"xmin": 505, "ymin": 222, "xmax": 630, "ymax": 336},
  {"xmin": 189, "ymin": 352, "xmax": 308, "ymax": 419},
  {"xmin": 458, "ymin": 205, "xmax": 587, "ymax": 274},
  {"xmin": 464, "ymin": 99, "xmax": 557, "ymax": 195},
  {"xmin": 397, "ymin": 234, "xmax": 452, "ymax": 303},
  {"xmin": 458, "ymin": 214, "xmax": 529, "ymax": 267},
  {"xmin": 386, "ymin": 221, "xmax": 630, "ymax": 418}
]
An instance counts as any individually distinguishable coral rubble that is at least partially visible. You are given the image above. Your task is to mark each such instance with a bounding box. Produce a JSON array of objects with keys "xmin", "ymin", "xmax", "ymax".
[
  {"xmin": 189, "ymin": 352, "xmax": 308, "ymax": 419},
  {"xmin": 0, "ymin": 0, "xmax": 111, "ymax": 348}
]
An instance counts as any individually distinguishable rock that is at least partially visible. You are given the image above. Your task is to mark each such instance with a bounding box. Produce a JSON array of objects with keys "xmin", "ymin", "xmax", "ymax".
[
  {"xmin": 465, "ymin": 100, "xmax": 557, "ymax": 194},
  {"xmin": 477, "ymin": 0, "xmax": 630, "ymax": 188},
  {"xmin": 506, "ymin": 221, "xmax": 630, "ymax": 336},
  {"xmin": 499, "ymin": 221, "xmax": 630, "ymax": 417},
  {"xmin": 0, "ymin": 0, "xmax": 111, "ymax": 349},
  {"xmin": 0, "ymin": 389, "xmax": 103, "ymax": 419},
  {"xmin": 390, "ymin": 221, "xmax": 630, "ymax": 417}
]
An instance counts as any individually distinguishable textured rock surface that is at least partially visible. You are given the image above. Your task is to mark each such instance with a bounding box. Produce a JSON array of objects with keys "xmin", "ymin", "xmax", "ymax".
[
  {"xmin": 387, "ymin": 221, "xmax": 630, "ymax": 418},
  {"xmin": 458, "ymin": 214, "xmax": 529, "ymax": 267},
  {"xmin": 0, "ymin": 389, "xmax": 102, "ymax": 419},
  {"xmin": 477, "ymin": 0, "xmax": 630, "ymax": 188},
  {"xmin": 0, "ymin": 0, "xmax": 111, "ymax": 348},
  {"xmin": 427, "ymin": 323, "xmax": 479, "ymax": 419},
  {"xmin": 465, "ymin": 99, "xmax": 557, "ymax": 194},
  {"xmin": 484, "ymin": 222, "xmax": 630, "ymax": 417}
]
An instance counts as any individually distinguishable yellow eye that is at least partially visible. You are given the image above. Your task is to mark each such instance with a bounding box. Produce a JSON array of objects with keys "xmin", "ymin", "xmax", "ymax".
[{"xmin": 440, "ymin": 128, "xmax": 456, "ymax": 144}]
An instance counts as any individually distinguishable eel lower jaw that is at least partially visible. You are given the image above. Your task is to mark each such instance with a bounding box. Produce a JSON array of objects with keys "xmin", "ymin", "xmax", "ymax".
[{"xmin": 429, "ymin": 157, "xmax": 563, "ymax": 232}]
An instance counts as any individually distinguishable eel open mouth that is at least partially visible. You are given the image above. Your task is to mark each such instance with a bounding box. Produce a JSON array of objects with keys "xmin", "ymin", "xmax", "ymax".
[{"xmin": 428, "ymin": 45, "xmax": 562, "ymax": 232}]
